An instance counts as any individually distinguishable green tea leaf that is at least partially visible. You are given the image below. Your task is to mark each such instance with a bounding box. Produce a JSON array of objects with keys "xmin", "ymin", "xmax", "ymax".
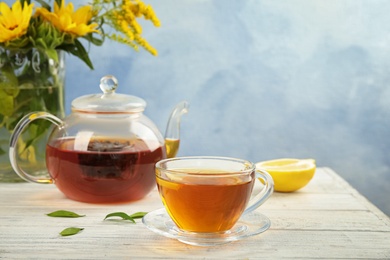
[
  {"xmin": 129, "ymin": 212, "xmax": 148, "ymax": 219},
  {"xmin": 47, "ymin": 210, "xmax": 85, "ymax": 218},
  {"xmin": 60, "ymin": 227, "xmax": 84, "ymax": 237},
  {"xmin": 104, "ymin": 212, "xmax": 135, "ymax": 223},
  {"xmin": 104, "ymin": 211, "xmax": 148, "ymax": 223}
]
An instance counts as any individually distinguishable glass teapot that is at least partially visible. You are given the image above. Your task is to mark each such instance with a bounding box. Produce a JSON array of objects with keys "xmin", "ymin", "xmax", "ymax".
[{"xmin": 9, "ymin": 75, "xmax": 189, "ymax": 203}]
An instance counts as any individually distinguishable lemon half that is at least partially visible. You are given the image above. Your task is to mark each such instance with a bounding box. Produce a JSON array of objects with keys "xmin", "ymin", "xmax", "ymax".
[{"xmin": 256, "ymin": 158, "xmax": 316, "ymax": 192}]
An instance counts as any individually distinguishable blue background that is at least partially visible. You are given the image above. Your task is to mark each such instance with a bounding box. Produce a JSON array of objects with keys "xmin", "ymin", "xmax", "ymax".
[{"xmin": 10, "ymin": 0, "xmax": 390, "ymax": 215}]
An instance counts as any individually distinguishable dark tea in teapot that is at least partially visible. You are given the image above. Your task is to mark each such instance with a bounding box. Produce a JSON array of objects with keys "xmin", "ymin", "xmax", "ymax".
[{"xmin": 46, "ymin": 137, "xmax": 166, "ymax": 203}]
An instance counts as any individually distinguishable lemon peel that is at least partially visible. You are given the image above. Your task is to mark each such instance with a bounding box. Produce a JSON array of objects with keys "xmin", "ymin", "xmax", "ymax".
[{"xmin": 256, "ymin": 158, "xmax": 316, "ymax": 192}]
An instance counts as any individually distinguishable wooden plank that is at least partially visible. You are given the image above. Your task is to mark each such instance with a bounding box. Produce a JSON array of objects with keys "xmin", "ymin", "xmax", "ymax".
[
  {"xmin": 297, "ymin": 167, "xmax": 351, "ymax": 194},
  {"xmin": 322, "ymin": 168, "xmax": 390, "ymax": 224},
  {"xmin": 1, "ymin": 230, "xmax": 389, "ymax": 259},
  {"xmin": 263, "ymin": 209, "xmax": 390, "ymax": 231},
  {"xmin": 263, "ymin": 192, "xmax": 368, "ymax": 211}
]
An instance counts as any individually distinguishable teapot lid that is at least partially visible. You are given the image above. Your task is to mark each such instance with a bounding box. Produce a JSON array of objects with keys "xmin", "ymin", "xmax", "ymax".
[{"xmin": 71, "ymin": 75, "xmax": 146, "ymax": 113}]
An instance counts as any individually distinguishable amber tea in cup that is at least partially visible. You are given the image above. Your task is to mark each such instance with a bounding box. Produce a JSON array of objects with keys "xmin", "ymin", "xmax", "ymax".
[{"xmin": 155, "ymin": 156, "xmax": 274, "ymax": 233}]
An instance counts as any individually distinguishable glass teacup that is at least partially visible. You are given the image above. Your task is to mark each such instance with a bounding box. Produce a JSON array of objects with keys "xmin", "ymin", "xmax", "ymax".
[{"xmin": 155, "ymin": 156, "xmax": 274, "ymax": 233}]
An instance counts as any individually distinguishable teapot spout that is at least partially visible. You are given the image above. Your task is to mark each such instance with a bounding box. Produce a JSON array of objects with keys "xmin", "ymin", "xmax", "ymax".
[{"xmin": 164, "ymin": 101, "xmax": 189, "ymax": 158}]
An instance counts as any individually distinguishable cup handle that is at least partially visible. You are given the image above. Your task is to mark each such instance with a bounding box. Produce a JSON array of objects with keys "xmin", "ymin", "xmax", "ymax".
[
  {"xmin": 9, "ymin": 112, "xmax": 63, "ymax": 184},
  {"xmin": 243, "ymin": 169, "xmax": 274, "ymax": 215}
]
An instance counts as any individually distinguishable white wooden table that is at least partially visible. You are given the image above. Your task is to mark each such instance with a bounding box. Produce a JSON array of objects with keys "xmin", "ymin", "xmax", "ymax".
[{"xmin": 0, "ymin": 167, "xmax": 389, "ymax": 259}]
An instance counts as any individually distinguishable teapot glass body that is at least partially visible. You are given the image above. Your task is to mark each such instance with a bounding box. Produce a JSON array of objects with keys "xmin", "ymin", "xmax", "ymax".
[
  {"xmin": 48, "ymin": 111, "xmax": 166, "ymax": 203},
  {"xmin": 9, "ymin": 75, "xmax": 188, "ymax": 203},
  {"xmin": 11, "ymin": 110, "xmax": 166, "ymax": 203}
]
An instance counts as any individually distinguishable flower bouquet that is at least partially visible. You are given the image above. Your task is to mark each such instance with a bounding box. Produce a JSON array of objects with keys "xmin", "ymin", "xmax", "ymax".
[{"xmin": 0, "ymin": 0, "xmax": 160, "ymax": 181}]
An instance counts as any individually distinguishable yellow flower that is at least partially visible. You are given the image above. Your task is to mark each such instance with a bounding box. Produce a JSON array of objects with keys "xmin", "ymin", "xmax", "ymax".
[
  {"xmin": 105, "ymin": 0, "xmax": 160, "ymax": 56},
  {"xmin": 0, "ymin": 1, "xmax": 34, "ymax": 43},
  {"xmin": 35, "ymin": 1, "xmax": 99, "ymax": 37},
  {"xmin": 128, "ymin": 0, "xmax": 160, "ymax": 27},
  {"xmin": 0, "ymin": 0, "xmax": 160, "ymax": 69}
]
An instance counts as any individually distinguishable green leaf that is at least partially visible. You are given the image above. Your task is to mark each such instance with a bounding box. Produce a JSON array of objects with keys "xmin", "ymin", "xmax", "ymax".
[
  {"xmin": 54, "ymin": 0, "xmax": 62, "ymax": 8},
  {"xmin": 35, "ymin": 0, "xmax": 51, "ymax": 10},
  {"xmin": 60, "ymin": 227, "xmax": 84, "ymax": 237},
  {"xmin": 0, "ymin": 90, "xmax": 14, "ymax": 117},
  {"xmin": 20, "ymin": 0, "xmax": 31, "ymax": 6},
  {"xmin": 129, "ymin": 212, "xmax": 148, "ymax": 219},
  {"xmin": 47, "ymin": 210, "xmax": 85, "ymax": 218},
  {"xmin": 104, "ymin": 212, "xmax": 135, "ymax": 223},
  {"xmin": 44, "ymin": 49, "xmax": 58, "ymax": 62},
  {"xmin": 66, "ymin": 39, "xmax": 94, "ymax": 70},
  {"xmin": 36, "ymin": 38, "xmax": 48, "ymax": 49},
  {"xmin": 83, "ymin": 33, "xmax": 104, "ymax": 47},
  {"xmin": 0, "ymin": 64, "xmax": 19, "ymax": 89},
  {"xmin": 104, "ymin": 211, "xmax": 148, "ymax": 223}
]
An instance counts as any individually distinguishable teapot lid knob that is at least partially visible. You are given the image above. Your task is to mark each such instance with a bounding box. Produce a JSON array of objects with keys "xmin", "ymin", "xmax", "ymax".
[
  {"xmin": 100, "ymin": 75, "xmax": 118, "ymax": 94},
  {"xmin": 71, "ymin": 75, "xmax": 146, "ymax": 113}
]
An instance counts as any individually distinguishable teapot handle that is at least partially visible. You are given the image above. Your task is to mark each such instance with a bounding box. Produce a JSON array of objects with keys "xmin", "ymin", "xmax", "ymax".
[{"xmin": 9, "ymin": 112, "xmax": 63, "ymax": 184}]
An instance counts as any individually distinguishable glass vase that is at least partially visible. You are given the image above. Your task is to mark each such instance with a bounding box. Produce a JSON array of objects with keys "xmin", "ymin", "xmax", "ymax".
[{"xmin": 0, "ymin": 48, "xmax": 65, "ymax": 182}]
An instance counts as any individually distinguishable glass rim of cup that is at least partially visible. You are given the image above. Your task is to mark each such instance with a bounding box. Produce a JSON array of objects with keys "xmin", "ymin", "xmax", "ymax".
[{"xmin": 155, "ymin": 156, "xmax": 256, "ymax": 177}]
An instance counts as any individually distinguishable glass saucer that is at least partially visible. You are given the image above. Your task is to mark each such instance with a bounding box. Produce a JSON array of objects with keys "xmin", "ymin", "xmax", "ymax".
[{"xmin": 142, "ymin": 208, "xmax": 271, "ymax": 246}]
